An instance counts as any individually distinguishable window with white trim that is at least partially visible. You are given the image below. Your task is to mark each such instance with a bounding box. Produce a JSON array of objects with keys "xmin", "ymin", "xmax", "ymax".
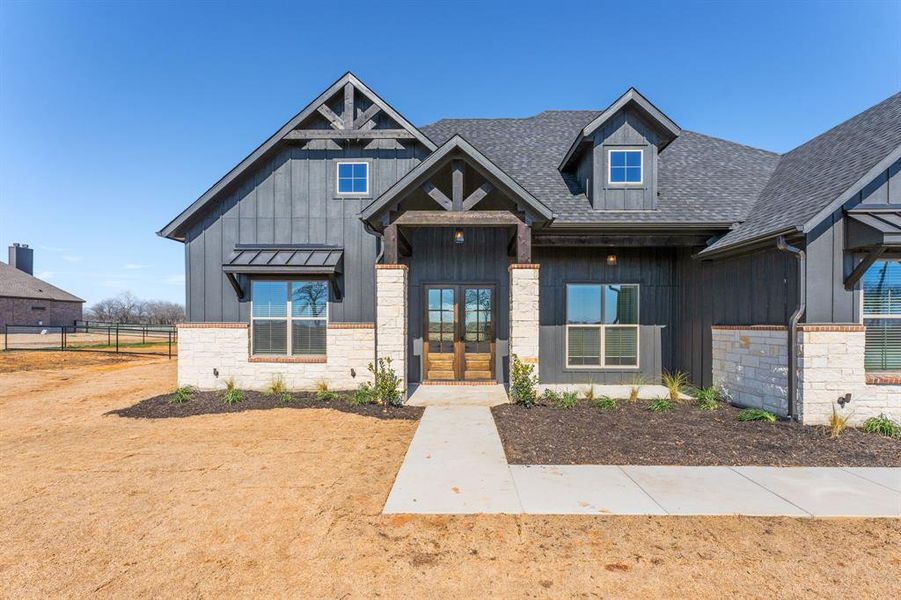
[
  {"xmin": 251, "ymin": 280, "xmax": 328, "ymax": 355},
  {"xmin": 608, "ymin": 149, "xmax": 643, "ymax": 184},
  {"xmin": 566, "ymin": 283, "xmax": 639, "ymax": 368},
  {"xmin": 336, "ymin": 161, "xmax": 368, "ymax": 195},
  {"xmin": 862, "ymin": 259, "xmax": 901, "ymax": 371}
]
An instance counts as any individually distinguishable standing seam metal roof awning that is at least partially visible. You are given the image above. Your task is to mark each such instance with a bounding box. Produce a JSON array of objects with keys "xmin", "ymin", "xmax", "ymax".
[{"xmin": 222, "ymin": 245, "xmax": 344, "ymax": 299}]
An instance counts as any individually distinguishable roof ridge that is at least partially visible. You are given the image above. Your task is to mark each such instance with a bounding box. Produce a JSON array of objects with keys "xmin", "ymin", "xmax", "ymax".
[
  {"xmin": 781, "ymin": 91, "xmax": 901, "ymax": 158},
  {"xmin": 680, "ymin": 130, "xmax": 780, "ymax": 157}
]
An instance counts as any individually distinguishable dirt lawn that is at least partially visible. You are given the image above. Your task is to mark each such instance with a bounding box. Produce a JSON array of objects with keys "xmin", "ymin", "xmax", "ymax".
[{"xmin": 1, "ymin": 354, "xmax": 899, "ymax": 598}]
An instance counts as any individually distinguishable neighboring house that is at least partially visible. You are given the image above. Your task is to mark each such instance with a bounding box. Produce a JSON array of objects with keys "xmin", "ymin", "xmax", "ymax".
[
  {"xmin": 160, "ymin": 73, "xmax": 901, "ymax": 425},
  {"xmin": 0, "ymin": 243, "xmax": 84, "ymax": 328}
]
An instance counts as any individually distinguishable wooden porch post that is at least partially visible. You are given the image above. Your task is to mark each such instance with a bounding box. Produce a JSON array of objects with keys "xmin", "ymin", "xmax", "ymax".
[
  {"xmin": 384, "ymin": 223, "xmax": 399, "ymax": 263},
  {"xmin": 516, "ymin": 222, "xmax": 532, "ymax": 263}
]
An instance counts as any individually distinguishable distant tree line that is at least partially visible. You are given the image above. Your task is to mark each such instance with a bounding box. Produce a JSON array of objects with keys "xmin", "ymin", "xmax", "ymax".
[{"xmin": 86, "ymin": 292, "xmax": 185, "ymax": 325}]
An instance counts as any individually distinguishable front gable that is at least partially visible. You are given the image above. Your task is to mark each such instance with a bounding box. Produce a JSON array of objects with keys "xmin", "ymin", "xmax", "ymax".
[
  {"xmin": 360, "ymin": 135, "xmax": 554, "ymax": 228},
  {"xmin": 159, "ymin": 72, "xmax": 435, "ymax": 241}
]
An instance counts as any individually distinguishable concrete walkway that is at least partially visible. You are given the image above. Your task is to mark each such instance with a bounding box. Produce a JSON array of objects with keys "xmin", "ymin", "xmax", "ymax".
[{"xmin": 384, "ymin": 406, "xmax": 901, "ymax": 517}]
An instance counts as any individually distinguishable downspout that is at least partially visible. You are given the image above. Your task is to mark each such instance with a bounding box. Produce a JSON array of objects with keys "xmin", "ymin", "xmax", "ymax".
[
  {"xmin": 776, "ymin": 236, "xmax": 806, "ymax": 420},
  {"xmin": 364, "ymin": 220, "xmax": 384, "ymax": 369}
]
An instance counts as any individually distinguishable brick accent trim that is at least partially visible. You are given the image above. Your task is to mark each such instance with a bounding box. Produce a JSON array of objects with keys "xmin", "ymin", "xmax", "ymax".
[
  {"xmin": 249, "ymin": 355, "xmax": 327, "ymax": 364},
  {"xmin": 375, "ymin": 263, "xmax": 408, "ymax": 271},
  {"xmin": 866, "ymin": 374, "xmax": 901, "ymax": 385},
  {"xmin": 798, "ymin": 324, "xmax": 865, "ymax": 332},
  {"xmin": 711, "ymin": 325, "xmax": 787, "ymax": 331},
  {"xmin": 327, "ymin": 322, "xmax": 375, "ymax": 329},
  {"xmin": 508, "ymin": 263, "xmax": 540, "ymax": 271},
  {"xmin": 177, "ymin": 322, "xmax": 248, "ymax": 329}
]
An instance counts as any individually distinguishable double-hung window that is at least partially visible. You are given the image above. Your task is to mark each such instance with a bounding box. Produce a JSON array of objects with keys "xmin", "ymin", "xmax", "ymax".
[
  {"xmin": 608, "ymin": 149, "xmax": 643, "ymax": 184},
  {"xmin": 862, "ymin": 260, "xmax": 901, "ymax": 371},
  {"xmin": 336, "ymin": 161, "xmax": 368, "ymax": 195},
  {"xmin": 251, "ymin": 280, "xmax": 328, "ymax": 356},
  {"xmin": 566, "ymin": 283, "xmax": 639, "ymax": 368}
]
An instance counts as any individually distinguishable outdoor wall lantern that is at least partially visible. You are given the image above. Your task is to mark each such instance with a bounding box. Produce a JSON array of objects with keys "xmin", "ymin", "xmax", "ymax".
[
  {"xmin": 606, "ymin": 254, "xmax": 617, "ymax": 266},
  {"xmin": 454, "ymin": 229, "xmax": 465, "ymax": 245}
]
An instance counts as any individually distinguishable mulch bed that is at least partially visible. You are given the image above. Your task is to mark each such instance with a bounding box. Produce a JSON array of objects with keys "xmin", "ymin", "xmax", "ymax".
[
  {"xmin": 491, "ymin": 400, "xmax": 900, "ymax": 467},
  {"xmin": 109, "ymin": 390, "xmax": 423, "ymax": 421}
]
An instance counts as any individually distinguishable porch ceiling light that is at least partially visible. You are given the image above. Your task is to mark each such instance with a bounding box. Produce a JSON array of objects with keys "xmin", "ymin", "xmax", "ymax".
[
  {"xmin": 454, "ymin": 229, "xmax": 465, "ymax": 245},
  {"xmin": 606, "ymin": 254, "xmax": 617, "ymax": 266}
]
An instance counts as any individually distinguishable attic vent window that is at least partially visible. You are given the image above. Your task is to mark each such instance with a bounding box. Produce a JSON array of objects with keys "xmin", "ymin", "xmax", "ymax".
[
  {"xmin": 608, "ymin": 150, "xmax": 642, "ymax": 184},
  {"xmin": 336, "ymin": 161, "xmax": 368, "ymax": 195}
]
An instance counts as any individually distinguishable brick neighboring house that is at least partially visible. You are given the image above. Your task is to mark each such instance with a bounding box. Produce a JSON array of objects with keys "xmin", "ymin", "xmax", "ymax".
[
  {"xmin": 159, "ymin": 73, "xmax": 901, "ymax": 425},
  {"xmin": 0, "ymin": 244, "xmax": 84, "ymax": 328}
]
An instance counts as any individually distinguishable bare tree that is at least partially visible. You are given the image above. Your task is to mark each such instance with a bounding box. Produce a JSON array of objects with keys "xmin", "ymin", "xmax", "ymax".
[{"xmin": 86, "ymin": 292, "xmax": 185, "ymax": 325}]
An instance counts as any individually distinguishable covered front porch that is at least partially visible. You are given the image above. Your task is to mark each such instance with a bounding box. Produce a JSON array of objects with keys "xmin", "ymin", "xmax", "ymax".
[{"xmin": 361, "ymin": 135, "xmax": 551, "ymax": 388}]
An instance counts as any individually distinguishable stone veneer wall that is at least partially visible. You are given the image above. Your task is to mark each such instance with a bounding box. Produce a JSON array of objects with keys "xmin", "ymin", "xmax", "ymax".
[
  {"xmin": 509, "ymin": 264, "xmax": 540, "ymax": 378},
  {"xmin": 711, "ymin": 326, "xmax": 789, "ymax": 416},
  {"xmin": 376, "ymin": 264, "xmax": 408, "ymax": 396},
  {"xmin": 177, "ymin": 322, "xmax": 374, "ymax": 391},
  {"xmin": 797, "ymin": 324, "xmax": 901, "ymax": 426}
]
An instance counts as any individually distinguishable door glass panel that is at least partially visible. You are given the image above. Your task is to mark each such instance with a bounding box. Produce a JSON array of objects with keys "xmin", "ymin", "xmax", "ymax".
[
  {"xmin": 463, "ymin": 288, "xmax": 492, "ymax": 353},
  {"xmin": 427, "ymin": 288, "xmax": 455, "ymax": 353}
]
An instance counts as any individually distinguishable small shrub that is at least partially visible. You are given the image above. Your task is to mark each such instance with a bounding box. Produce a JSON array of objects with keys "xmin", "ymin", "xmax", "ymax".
[
  {"xmin": 366, "ymin": 357, "xmax": 403, "ymax": 406},
  {"xmin": 862, "ymin": 414, "xmax": 899, "ymax": 439},
  {"xmin": 737, "ymin": 408, "xmax": 776, "ymax": 423},
  {"xmin": 661, "ymin": 371, "xmax": 689, "ymax": 401},
  {"xmin": 693, "ymin": 387, "xmax": 720, "ymax": 411},
  {"xmin": 510, "ymin": 355, "xmax": 539, "ymax": 408},
  {"xmin": 593, "ymin": 396, "xmax": 617, "ymax": 410},
  {"xmin": 222, "ymin": 378, "xmax": 243, "ymax": 405},
  {"xmin": 556, "ymin": 391, "xmax": 579, "ymax": 409},
  {"xmin": 265, "ymin": 375, "xmax": 288, "ymax": 397},
  {"xmin": 541, "ymin": 388, "xmax": 561, "ymax": 405},
  {"xmin": 628, "ymin": 375, "xmax": 645, "ymax": 403},
  {"xmin": 313, "ymin": 380, "xmax": 338, "ymax": 401},
  {"xmin": 352, "ymin": 385, "xmax": 376, "ymax": 405},
  {"xmin": 583, "ymin": 384, "xmax": 596, "ymax": 402},
  {"xmin": 170, "ymin": 385, "xmax": 196, "ymax": 405},
  {"xmin": 828, "ymin": 404, "xmax": 853, "ymax": 438},
  {"xmin": 279, "ymin": 391, "xmax": 295, "ymax": 403},
  {"xmin": 647, "ymin": 398, "xmax": 674, "ymax": 412}
]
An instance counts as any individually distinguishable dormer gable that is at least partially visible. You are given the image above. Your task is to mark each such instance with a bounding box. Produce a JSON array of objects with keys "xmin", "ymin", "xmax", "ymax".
[{"xmin": 560, "ymin": 88, "xmax": 680, "ymax": 211}]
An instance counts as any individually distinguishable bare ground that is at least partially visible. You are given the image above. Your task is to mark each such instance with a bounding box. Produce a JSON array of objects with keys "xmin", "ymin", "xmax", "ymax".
[{"xmin": 1, "ymin": 352, "xmax": 899, "ymax": 598}]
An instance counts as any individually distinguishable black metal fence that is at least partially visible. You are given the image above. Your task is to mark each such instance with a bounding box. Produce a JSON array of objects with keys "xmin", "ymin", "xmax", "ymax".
[{"xmin": 4, "ymin": 322, "xmax": 177, "ymax": 358}]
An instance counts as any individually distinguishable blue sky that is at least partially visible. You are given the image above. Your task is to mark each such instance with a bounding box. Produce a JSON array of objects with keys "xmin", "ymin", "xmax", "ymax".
[{"xmin": 1, "ymin": 0, "xmax": 899, "ymax": 306}]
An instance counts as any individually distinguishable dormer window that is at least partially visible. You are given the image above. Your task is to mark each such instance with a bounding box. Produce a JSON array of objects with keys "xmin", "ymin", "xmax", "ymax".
[
  {"xmin": 336, "ymin": 161, "xmax": 369, "ymax": 195},
  {"xmin": 608, "ymin": 149, "xmax": 642, "ymax": 184}
]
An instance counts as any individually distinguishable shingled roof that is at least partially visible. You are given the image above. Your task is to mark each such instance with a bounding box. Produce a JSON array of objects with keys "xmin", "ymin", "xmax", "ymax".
[
  {"xmin": 420, "ymin": 112, "xmax": 780, "ymax": 225},
  {"xmin": 703, "ymin": 92, "xmax": 901, "ymax": 254},
  {"xmin": 0, "ymin": 261, "xmax": 84, "ymax": 303}
]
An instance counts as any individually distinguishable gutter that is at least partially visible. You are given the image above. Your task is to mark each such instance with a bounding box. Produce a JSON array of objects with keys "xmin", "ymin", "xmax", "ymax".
[
  {"xmin": 363, "ymin": 220, "xmax": 385, "ymax": 370},
  {"xmin": 698, "ymin": 226, "xmax": 801, "ymax": 259},
  {"xmin": 776, "ymin": 235, "xmax": 806, "ymax": 420}
]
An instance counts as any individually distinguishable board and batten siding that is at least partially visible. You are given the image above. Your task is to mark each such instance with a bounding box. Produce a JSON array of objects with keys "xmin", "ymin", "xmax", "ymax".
[
  {"xmin": 573, "ymin": 107, "xmax": 658, "ymax": 211},
  {"xmin": 534, "ymin": 245, "xmax": 799, "ymax": 387},
  {"xmin": 671, "ymin": 246, "xmax": 798, "ymax": 387},
  {"xmin": 535, "ymin": 246, "xmax": 674, "ymax": 384},
  {"xmin": 184, "ymin": 142, "xmax": 424, "ymax": 323},
  {"xmin": 805, "ymin": 157, "xmax": 901, "ymax": 323}
]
